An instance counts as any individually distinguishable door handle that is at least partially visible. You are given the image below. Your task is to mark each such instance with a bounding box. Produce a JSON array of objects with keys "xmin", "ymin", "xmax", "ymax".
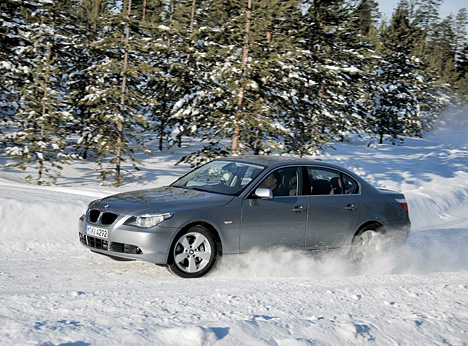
[
  {"xmin": 345, "ymin": 204, "xmax": 356, "ymax": 211},
  {"xmin": 292, "ymin": 206, "xmax": 305, "ymax": 213}
]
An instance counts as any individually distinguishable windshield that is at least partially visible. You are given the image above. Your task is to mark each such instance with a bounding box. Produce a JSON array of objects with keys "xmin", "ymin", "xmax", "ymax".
[{"xmin": 171, "ymin": 160, "xmax": 266, "ymax": 196}]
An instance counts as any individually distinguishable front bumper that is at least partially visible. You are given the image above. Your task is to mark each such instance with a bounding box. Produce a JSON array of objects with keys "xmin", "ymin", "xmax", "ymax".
[{"xmin": 78, "ymin": 217, "xmax": 176, "ymax": 265}]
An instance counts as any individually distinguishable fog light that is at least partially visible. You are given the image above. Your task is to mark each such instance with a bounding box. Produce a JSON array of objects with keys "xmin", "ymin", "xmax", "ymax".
[{"xmin": 123, "ymin": 244, "xmax": 143, "ymax": 254}]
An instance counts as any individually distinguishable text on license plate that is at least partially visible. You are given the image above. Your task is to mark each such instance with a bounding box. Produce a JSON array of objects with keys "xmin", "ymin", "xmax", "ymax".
[{"xmin": 85, "ymin": 225, "xmax": 108, "ymax": 239}]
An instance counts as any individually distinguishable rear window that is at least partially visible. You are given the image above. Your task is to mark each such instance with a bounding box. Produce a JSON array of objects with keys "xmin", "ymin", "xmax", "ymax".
[{"xmin": 306, "ymin": 167, "xmax": 359, "ymax": 195}]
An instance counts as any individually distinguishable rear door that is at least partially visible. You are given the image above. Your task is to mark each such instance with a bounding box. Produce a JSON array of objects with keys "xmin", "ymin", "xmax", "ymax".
[{"xmin": 305, "ymin": 166, "xmax": 361, "ymax": 249}]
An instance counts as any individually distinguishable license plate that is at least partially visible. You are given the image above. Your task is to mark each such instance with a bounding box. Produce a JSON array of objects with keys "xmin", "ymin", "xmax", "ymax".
[{"xmin": 85, "ymin": 225, "xmax": 108, "ymax": 239}]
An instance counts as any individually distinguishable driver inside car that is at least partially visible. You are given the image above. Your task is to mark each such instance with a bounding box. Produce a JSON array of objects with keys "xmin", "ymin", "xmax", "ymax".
[{"xmin": 259, "ymin": 172, "xmax": 280, "ymax": 192}]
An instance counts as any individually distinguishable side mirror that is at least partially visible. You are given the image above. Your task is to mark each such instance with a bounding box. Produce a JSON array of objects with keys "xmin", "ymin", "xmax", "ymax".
[{"xmin": 254, "ymin": 188, "xmax": 273, "ymax": 199}]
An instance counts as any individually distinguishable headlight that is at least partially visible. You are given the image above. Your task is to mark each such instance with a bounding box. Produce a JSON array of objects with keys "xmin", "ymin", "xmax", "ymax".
[{"xmin": 124, "ymin": 212, "xmax": 174, "ymax": 228}]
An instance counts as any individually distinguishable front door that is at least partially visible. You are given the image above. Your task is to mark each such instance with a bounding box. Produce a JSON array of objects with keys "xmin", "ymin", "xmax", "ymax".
[{"xmin": 240, "ymin": 166, "xmax": 308, "ymax": 252}]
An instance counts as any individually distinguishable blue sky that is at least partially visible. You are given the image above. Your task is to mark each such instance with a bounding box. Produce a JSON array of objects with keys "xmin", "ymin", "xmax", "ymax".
[{"xmin": 377, "ymin": 0, "xmax": 466, "ymax": 20}]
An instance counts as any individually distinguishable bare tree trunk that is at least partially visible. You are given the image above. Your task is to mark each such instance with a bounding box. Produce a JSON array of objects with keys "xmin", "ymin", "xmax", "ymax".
[
  {"xmin": 190, "ymin": 0, "xmax": 196, "ymax": 33},
  {"xmin": 37, "ymin": 1, "xmax": 57, "ymax": 183},
  {"xmin": 90, "ymin": 0, "xmax": 100, "ymax": 34},
  {"xmin": 232, "ymin": 0, "xmax": 252, "ymax": 155},
  {"xmin": 116, "ymin": 0, "xmax": 132, "ymax": 186},
  {"xmin": 167, "ymin": 0, "xmax": 175, "ymax": 47},
  {"xmin": 186, "ymin": 0, "xmax": 197, "ymax": 63},
  {"xmin": 39, "ymin": 47, "xmax": 52, "ymax": 182}
]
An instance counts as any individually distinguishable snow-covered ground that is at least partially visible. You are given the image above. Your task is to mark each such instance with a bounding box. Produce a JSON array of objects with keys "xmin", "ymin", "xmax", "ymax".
[{"xmin": 1, "ymin": 119, "xmax": 468, "ymax": 345}]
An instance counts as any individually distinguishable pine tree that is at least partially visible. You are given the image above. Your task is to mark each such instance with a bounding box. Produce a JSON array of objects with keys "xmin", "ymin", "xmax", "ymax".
[
  {"xmin": 67, "ymin": 0, "xmax": 111, "ymax": 160},
  {"xmin": 416, "ymin": 0, "xmax": 442, "ymax": 53},
  {"xmin": 365, "ymin": 1, "xmax": 441, "ymax": 144},
  {"xmin": 170, "ymin": 0, "xmax": 214, "ymax": 148},
  {"xmin": 350, "ymin": 0, "xmax": 381, "ymax": 37},
  {"xmin": 0, "ymin": 1, "xmax": 34, "ymax": 143},
  {"xmin": 3, "ymin": 0, "xmax": 80, "ymax": 184},
  {"xmin": 455, "ymin": 44, "xmax": 468, "ymax": 104},
  {"xmin": 135, "ymin": 0, "xmax": 170, "ymax": 152},
  {"xmin": 453, "ymin": 8, "xmax": 468, "ymax": 103},
  {"xmin": 139, "ymin": 0, "xmax": 208, "ymax": 153},
  {"xmin": 278, "ymin": 0, "xmax": 367, "ymax": 156},
  {"xmin": 178, "ymin": 0, "xmax": 301, "ymax": 165},
  {"xmin": 427, "ymin": 16, "xmax": 457, "ymax": 76},
  {"xmin": 77, "ymin": 0, "xmax": 151, "ymax": 186},
  {"xmin": 238, "ymin": 0, "xmax": 303, "ymax": 155},
  {"xmin": 453, "ymin": 8, "xmax": 468, "ymax": 59},
  {"xmin": 414, "ymin": 3, "xmax": 468, "ymax": 104}
]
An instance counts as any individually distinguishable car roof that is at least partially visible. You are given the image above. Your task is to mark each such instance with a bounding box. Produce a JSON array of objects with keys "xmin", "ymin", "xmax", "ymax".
[
  {"xmin": 223, "ymin": 155, "xmax": 324, "ymax": 167},
  {"xmin": 221, "ymin": 155, "xmax": 358, "ymax": 176}
]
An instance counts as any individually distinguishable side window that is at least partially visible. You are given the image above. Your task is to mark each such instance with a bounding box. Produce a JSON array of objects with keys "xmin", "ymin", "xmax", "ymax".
[
  {"xmin": 341, "ymin": 173, "xmax": 359, "ymax": 194},
  {"xmin": 306, "ymin": 167, "xmax": 359, "ymax": 195},
  {"xmin": 258, "ymin": 166, "xmax": 302, "ymax": 197}
]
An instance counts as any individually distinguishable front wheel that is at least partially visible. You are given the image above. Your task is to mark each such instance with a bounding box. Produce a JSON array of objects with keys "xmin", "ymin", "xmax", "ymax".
[
  {"xmin": 167, "ymin": 226, "xmax": 217, "ymax": 278},
  {"xmin": 349, "ymin": 225, "xmax": 387, "ymax": 263}
]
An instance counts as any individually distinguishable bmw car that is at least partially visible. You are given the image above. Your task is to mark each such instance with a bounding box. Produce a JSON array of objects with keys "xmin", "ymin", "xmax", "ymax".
[{"xmin": 79, "ymin": 156, "xmax": 411, "ymax": 278}]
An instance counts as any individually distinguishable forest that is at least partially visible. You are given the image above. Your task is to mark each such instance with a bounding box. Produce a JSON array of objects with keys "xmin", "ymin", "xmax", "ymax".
[{"xmin": 0, "ymin": 0, "xmax": 467, "ymax": 186}]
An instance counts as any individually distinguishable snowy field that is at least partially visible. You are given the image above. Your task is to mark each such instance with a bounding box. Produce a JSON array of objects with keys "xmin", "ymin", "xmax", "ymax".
[{"xmin": 1, "ymin": 118, "xmax": 468, "ymax": 345}]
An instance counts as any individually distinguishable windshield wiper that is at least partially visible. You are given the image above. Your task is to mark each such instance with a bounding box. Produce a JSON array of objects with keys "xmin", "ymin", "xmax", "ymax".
[{"xmin": 186, "ymin": 186, "xmax": 211, "ymax": 193}]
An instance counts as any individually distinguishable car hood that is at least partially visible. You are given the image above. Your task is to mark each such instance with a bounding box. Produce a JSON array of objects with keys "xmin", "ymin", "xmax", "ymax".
[{"xmin": 89, "ymin": 186, "xmax": 235, "ymax": 215}]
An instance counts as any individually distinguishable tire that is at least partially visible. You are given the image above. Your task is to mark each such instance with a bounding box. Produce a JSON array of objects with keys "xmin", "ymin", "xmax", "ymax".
[
  {"xmin": 167, "ymin": 225, "xmax": 217, "ymax": 278},
  {"xmin": 349, "ymin": 224, "xmax": 387, "ymax": 263}
]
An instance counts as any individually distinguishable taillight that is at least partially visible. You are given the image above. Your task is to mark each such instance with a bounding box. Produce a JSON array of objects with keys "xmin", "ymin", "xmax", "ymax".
[{"xmin": 396, "ymin": 199, "xmax": 409, "ymax": 212}]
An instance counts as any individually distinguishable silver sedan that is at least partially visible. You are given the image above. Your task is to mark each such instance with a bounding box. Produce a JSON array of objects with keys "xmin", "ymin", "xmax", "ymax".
[{"xmin": 79, "ymin": 156, "xmax": 411, "ymax": 278}]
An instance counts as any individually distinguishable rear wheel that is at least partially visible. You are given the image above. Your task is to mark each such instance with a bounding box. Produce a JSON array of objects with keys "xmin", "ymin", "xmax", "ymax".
[
  {"xmin": 349, "ymin": 225, "xmax": 387, "ymax": 262},
  {"xmin": 167, "ymin": 225, "xmax": 217, "ymax": 278}
]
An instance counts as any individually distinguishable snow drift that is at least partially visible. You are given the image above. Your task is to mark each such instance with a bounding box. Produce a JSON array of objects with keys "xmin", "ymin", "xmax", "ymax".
[{"xmin": 0, "ymin": 123, "xmax": 468, "ymax": 345}]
